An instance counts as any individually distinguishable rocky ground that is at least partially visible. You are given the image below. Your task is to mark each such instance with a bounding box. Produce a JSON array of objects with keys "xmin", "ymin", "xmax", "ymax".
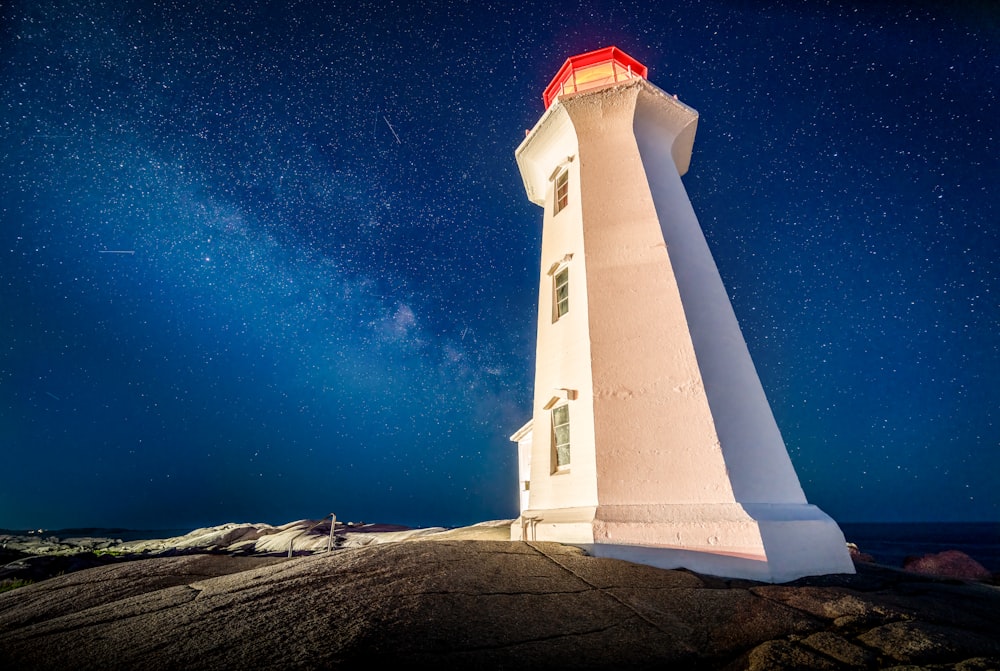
[
  {"xmin": 0, "ymin": 519, "xmax": 484, "ymax": 585},
  {"xmin": 1, "ymin": 533, "xmax": 999, "ymax": 670}
]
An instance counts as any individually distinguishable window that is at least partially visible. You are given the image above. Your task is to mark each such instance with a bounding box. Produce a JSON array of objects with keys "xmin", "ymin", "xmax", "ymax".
[
  {"xmin": 552, "ymin": 404, "xmax": 570, "ymax": 471},
  {"xmin": 554, "ymin": 168, "xmax": 569, "ymax": 214},
  {"xmin": 553, "ymin": 267, "xmax": 569, "ymax": 320},
  {"xmin": 547, "ymin": 254, "xmax": 572, "ymax": 322}
]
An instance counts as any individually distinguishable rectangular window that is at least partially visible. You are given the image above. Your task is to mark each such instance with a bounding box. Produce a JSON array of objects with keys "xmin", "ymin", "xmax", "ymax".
[
  {"xmin": 554, "ymin": 169, "xmax": 569, "ymax": 214},
  {"xmin": 552, "ymin": 405, "xmax": 570, "ymax": 471},
  {"xmin": 553, "ymin": 268, "xmax": 569, "ymax": 320}
]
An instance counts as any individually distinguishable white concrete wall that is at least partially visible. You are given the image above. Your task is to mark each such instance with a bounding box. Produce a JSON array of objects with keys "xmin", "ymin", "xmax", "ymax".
[
  {"xmin": 516, "ymin": 108, "xmax": 599, "ymax": 524},
  {"xmin": 559, "ymin": 85, "xmax": 739, "ymax": 508},
  {"xmin": 632, "ymin": 85, "xmax": 807, "ymax": 504},
  {"xmin": 512, "ymin": 78, "xmax": 854, "ymax": 581},
  {"xmin": 515, "ymin": 426, "xmax": 532, "ymax": 513}
]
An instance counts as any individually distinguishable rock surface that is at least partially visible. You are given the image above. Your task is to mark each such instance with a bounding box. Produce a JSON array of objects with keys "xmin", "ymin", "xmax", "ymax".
[
  {"xmin": 1, "ymin": 540, "xmax": 998, "ymax": 670},
  {"xmin": 1, "ymin": 520, "xmax": 508, "ymax": 585},
  {"xmin": 902, "ymin": 549, "xmax": 993, "ymax": 582},
  {"xmin": 1, "ymin": 518, "xmax": 469, "ymax": 558}
]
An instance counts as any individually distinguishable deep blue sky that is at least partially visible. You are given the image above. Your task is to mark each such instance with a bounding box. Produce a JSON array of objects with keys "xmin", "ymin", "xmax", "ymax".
[{"xmin": 2, "ymin": 0, "xmax": 997, "ymax": 530}]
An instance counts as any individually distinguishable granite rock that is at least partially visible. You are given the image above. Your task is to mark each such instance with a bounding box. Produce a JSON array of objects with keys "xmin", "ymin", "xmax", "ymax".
[
  {"xmin": 902, "ymin": 549, "xmax": 992, "ymax": 582},
  {"xmin": 1, "ymin": 540, "xmax": 998, "ymax": 670}
]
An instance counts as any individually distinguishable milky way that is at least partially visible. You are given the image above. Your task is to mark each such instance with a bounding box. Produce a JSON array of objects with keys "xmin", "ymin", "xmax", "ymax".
[{"xmin": 2, "ymin": 0, "xmax": 997, "ymax": 529}]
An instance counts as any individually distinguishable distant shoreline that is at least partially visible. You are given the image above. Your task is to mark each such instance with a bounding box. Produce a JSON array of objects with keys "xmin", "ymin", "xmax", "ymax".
[
  {"xmin": 1, "ymin": 519, "xmax": 513, "ymax": 586},
  {"xmin": 839, "ymin": 521, "xmax": 999, "ymax": 572},
  {"xmin": 4, "ymin": 520, "xmax": 998, "ymax": 573}
]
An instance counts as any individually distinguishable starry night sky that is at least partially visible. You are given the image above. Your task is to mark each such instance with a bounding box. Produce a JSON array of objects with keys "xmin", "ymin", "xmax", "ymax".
[{"xmin": 2, "ymin": 0, "xmax": 997, "ymax": 530}]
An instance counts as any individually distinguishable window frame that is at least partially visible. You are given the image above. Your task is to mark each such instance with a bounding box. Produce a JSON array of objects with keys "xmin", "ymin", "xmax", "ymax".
[
  {"xmin": 554, "ymin": 168, "xmax": 569, "ymax": 215},
  {"xmin": 551, "ymin": 404, "xmax": 571, "ymax": 473},
  {"xmin": 547, "ymin": 254, "xmax": 573, "ymax": 323},
  {"xmin": 553, "ymin": 266, "xmax": 569, "ymax": 321}
]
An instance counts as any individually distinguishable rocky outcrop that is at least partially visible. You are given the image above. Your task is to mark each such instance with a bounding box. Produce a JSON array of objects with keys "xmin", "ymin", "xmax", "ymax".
[
  {"xmin": 0, "ymin": 519, "xmax": 476, "ymax": 560},
  {"xmin": 846, "ymin": 542, "xmax": 875, "ymax": 564},
  {"xmin": 0, "ymin": 519, "xmax": 494, "ymax": 585},
  {"xmin": 903, "ymin": 549, "xmax": 992, "ymax": 582},
  {"xmin": 1, "ymin": 540, "xmax": 998, "ymax": 670}
]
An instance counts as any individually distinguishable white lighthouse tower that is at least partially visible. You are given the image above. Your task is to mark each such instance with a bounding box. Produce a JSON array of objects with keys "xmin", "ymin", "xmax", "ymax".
[{"xmin": 510, "ymin": 47, "xmax": 854, "ymax": 582}]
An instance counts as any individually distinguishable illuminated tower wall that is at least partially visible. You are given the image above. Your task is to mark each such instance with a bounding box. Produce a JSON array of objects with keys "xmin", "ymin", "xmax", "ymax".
[{"xmin": 510, "ymin": 47, "xmax": 854, "ymax": 582}]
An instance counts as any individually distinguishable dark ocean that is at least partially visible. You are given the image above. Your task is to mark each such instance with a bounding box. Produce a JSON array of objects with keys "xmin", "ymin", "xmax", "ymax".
[{"xmin": 840, "ymin": 522, "xmax": 1000, "ymax": 573}]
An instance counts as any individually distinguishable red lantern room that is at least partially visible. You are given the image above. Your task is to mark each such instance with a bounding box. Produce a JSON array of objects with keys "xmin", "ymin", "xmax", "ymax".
[{"xmin": 542, "ymin": 46, "xmax": 648, "ymax": 109}]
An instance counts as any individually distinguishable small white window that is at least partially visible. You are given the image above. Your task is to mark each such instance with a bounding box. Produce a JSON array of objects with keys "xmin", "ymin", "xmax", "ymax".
[
  {"xmin": 552, "ymin": 404, "xmax": 570, "ymax": 472},
  {"xmin": 548, "ymin": 254, "xmax": 573, "ymax": 323},
  {"xmin": 553, "ymin": 267, "xmax": 569, "ymax": 321},
  {"xmin": 554, "ymin": 169, "xmax": 569, "ymax": 214}
]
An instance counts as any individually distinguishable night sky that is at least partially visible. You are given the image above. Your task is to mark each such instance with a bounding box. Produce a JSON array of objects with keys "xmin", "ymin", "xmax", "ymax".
[{"xmin": 2, "ymin": 1, "xmax": 997, "ymax": 531}]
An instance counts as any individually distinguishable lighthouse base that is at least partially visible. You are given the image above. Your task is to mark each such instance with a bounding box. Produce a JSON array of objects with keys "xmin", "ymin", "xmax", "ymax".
[{"xmin": 511, "ymin": 502, "xmax": 855, "ymax": 583}]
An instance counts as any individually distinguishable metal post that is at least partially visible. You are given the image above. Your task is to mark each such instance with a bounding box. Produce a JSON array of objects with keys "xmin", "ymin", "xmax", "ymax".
[{"xmin": 327, "ymin": 513, "xmax": 337, "ymax": 552}]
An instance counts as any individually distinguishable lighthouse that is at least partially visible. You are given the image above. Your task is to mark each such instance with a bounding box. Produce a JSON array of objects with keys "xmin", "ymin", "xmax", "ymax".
[{"xmin": 510, "ymin": 47, "xmax": 854, "ymax": 582}]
